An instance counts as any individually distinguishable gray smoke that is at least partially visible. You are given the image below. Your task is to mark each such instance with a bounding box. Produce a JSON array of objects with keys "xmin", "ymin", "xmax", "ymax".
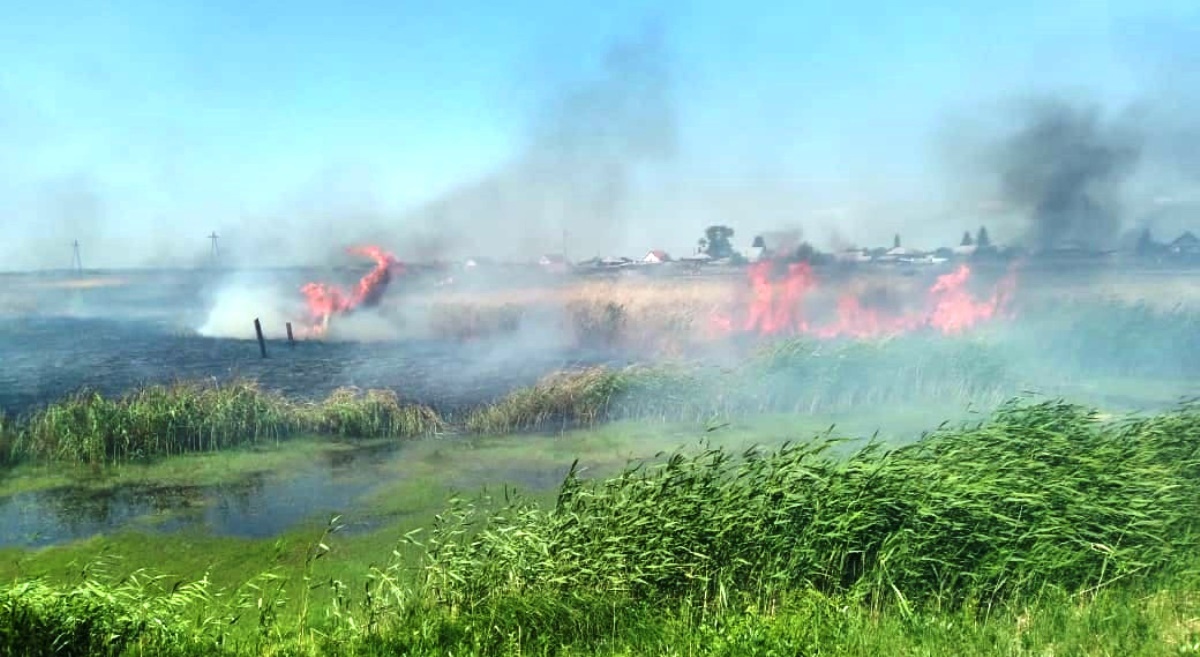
[
  {"xmin": 996, "ymin": 99, "xmax": 1142, "ymax": 251},
  {"xmin": 404, "ymin": 22, "xmax": 677, "ymax": 261}
]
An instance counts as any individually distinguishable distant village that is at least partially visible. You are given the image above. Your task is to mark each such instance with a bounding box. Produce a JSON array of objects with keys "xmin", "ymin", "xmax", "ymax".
[{"xmin": 457, "ymin": 225, "xmax": 1200, "ymax": 276}]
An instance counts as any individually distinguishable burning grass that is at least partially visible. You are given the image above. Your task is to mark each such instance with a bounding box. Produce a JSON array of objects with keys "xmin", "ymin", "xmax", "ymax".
[
  {"xmin": 352, "ymin": 267, "xmax": 1199, "ymax": 364},
  {"xmin": 2, "ymin": 399, "xmax": 1198, "ymax": 655}
]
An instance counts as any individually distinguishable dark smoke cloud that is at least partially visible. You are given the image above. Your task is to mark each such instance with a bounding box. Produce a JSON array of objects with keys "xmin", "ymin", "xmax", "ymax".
[
  {"xmin": 403, "ymin": 22, "xmax": 677, "ymax": 261},
  {"xmin": 995, "ymin": 99, "xmax": 1142, "ymax": 252}
]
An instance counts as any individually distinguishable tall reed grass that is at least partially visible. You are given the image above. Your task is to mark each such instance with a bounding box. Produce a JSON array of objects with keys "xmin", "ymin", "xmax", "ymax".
[
  {"xmin": 2, "ymin": 399, "xmax": 1198, "ymax": 656},
  {"xmin": 6, "ymin": 381, "xmax": 443, "ymax": 465},
  {"xmin": 464, "ymin": 336, "xmax": 1021, "ymax": 433},
  {"xmin": 420, "ymin": 400, "xmax": 1200, "ymax": 613},
  {"xmin": 0, "ymin": 410, "xmax": 13, "ymax": 467},
  {"xmin": 1011, "ymin": 299, "xmax": 1200, "ymax": 378},
  {"xmin": 408, "ymin": 279, "xmax": 1200, "ymax": 371}
]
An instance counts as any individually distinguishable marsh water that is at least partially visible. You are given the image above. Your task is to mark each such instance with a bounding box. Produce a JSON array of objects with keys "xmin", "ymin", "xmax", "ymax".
[{"xmin": 0, "ymin": 438, "xmax": 579, "ymax": 548}]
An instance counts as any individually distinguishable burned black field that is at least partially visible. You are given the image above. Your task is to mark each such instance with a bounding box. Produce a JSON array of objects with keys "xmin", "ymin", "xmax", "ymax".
[
  {"xmin": 0, "ymin": 267, "xmax": 627, "ymax": 419},
  {"xmin": 0, "ymin": 315, "xmax": 622, "ymax": 420}
]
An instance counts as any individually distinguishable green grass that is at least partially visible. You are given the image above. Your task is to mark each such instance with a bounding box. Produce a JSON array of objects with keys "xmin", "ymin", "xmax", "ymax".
[
  {"xmin": 1, "ymin": 381, "xmax": 443, "ymax": 466},
  {"xmin": 1012, "ymin": 298, "xmax": 1200, "ymax": 379},
  {"xmin": 0, "ymin": 437, "xmax": 389, "ymax": 498},
  {"xmin": 1, "ymin": 398, "xmax": 1197, "ymax": 655},
  {"xmin": 5, "ymin": 571, "xmax": 1198, "ymax": 656},
  {"xmin": 418, "ymin": 400, "xmax": 1200, "ymax": 612}
]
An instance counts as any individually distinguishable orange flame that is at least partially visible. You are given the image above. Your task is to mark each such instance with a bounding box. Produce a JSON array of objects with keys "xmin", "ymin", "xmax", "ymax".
[
  {"xmin": 300, "ymin": 245, "xmax": 403, "ymax": 336},
  {"xmin": 717, "ymin": 261, "xmax": 1018, "ymax": 339}
]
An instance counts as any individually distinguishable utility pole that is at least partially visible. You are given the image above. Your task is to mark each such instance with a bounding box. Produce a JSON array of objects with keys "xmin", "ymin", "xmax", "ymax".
[
  {"xmin": 561, "ymin": 228, "xmax": 568, "ymax": 262},
  {"xmin": 71, "ymin": 240, "xmax": 83, "ymax": 275},
  {"xmin": 208, "ymin": 231, "xmax": 220, "ymax": 266}
]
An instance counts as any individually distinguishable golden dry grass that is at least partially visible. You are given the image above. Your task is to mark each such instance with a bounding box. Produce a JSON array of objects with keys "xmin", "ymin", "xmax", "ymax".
[
  {"xmin": 425, "ymin": 276, "xmax": 738, "ymax": 312},
  {"xmin": 403, "ymin": 277, "xmax": 742, "ymax": 351},
  {"xmin": 385, "ymin": 267, "xmax": 1200, "ymax": 351}
]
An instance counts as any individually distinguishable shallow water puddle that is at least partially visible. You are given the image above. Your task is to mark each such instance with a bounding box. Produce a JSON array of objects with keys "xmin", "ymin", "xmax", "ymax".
[
  {"xmin": 0, "ymin": 432, "xmax": 642, "ymax": 548},
  {"xmin": 0, "ymin": 442, "xmax": 408, "ymax": 548}
]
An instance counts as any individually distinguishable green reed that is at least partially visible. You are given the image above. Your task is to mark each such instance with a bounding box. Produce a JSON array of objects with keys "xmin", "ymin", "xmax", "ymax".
[
  {"xmin": 3, "ymin": 399, "xmax": 1198, "ymax": 656},
  {"xmin": 9, "ymin": 380, "xmax": 441, "ymax": 465},
  {"xmin": 420, "ymin": 400, "xmax": 1200, "ymax": 613}
]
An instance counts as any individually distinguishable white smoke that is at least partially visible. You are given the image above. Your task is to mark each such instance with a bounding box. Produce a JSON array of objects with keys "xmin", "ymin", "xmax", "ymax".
[{"xmin": 197, "ymin": 277, "xmax": 299, "ymax": 340}]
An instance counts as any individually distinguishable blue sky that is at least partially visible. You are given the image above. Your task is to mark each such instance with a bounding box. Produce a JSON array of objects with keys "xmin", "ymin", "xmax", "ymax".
[{"xmin": 0, "ymin": 0, "xmax": 1195, "ymax": 268}]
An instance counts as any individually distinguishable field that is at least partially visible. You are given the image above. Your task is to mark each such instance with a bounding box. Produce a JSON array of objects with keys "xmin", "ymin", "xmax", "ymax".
[{"xmin": 1, "ymin": 263, "xmax": 1199, "ymax": 655}]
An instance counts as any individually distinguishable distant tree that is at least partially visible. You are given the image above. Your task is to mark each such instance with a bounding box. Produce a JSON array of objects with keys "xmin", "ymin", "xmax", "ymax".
[
  {"xmin": 702, "ymin": 225, "xmax": 736, "ymax": 259},
  {"xmin": 1135, "ymin": 227, "xmax": 1155, "ymax": 256},
  {"xmin": 752, "ymin": 235, "xmax": 766, "ymax": 248},
  {"xmin": 697, "ymin": 238, "xmax": 708, "ymax": 254},
  {"xmin": 976, "ymin": 226, "xmax": 992, "ymax": 248},
  {"xmin": 791, "ymin": 241, "xmax": 832, "ymax": 265},
  {"xmin": 893, "ymin": 234, "xmax": 901, "ymax": 249},
  {"xmin": 960, "ymin": 231, "xmax": 974, "ymax": 247}
]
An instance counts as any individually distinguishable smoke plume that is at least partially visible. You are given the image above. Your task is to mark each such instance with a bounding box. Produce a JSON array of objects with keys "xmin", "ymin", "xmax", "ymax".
[
  {"xmin": 995, "ymin": 99, "xmax": 1142, "ymax": 252},
  {"xmin": 404, "ymin": 22, "xmax": 677, "ymax": 261}
]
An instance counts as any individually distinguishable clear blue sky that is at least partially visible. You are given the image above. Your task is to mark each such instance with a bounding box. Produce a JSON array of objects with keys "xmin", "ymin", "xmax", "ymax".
[{"xmin": 0, "ymin": 0, "xmax": 1195, "ymax": 268}]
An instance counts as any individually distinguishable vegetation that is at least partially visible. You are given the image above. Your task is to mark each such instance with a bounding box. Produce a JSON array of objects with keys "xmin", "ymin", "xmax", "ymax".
[
  {"xmin": 1010, "ymin": 299, "xmax": 1200, "ymax": 378},
  {"xmin": 431, "ymin": 400, "xmax": 1200, "ymax": 609},
  {"xmin": 0, "ymin": 411, "xmax": 12, "ymax": 467},
  {"xmin": 2, "ymin": 381, "xmax": 442, "ymax": 465},
  {"xmin": 1, "ymin": 399, "xmax": 1198, "ymax": 655},
  {"xmin": 410, "ymin": 279, "xmax": 1200, "ymax": 360},
  {"xmin": 5, "ymin": 335, "xmax": 1005, "ymax": 465},
  {"xmin": 4, "ymin": 315, "xmax": 1197, "ymax": 467},
  {"xmin": 699, "ymin": 224, "xmax": 737, "ymax": 260},
  {"xmin": 4, "ymin": 271, "xmax": 1199, "ymax": 653}
]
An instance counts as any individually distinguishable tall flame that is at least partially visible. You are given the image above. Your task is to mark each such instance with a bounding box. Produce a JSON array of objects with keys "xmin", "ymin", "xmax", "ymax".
[
  {"xmin": 717, "ymin": 261, "xmax": 1018, "ymax": 339},
  {"xmin": 300, "ymin": 245, "xmax": 403, "ymax": 336}
]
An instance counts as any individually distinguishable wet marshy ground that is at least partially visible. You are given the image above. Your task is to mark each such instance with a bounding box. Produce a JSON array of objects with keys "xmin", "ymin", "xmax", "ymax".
[{"xmin": 0, "ymin": 438, "xmax": 577, "ymax": 548}]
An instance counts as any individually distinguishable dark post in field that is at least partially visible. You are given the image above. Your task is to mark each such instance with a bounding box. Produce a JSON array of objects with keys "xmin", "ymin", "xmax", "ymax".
[
  {"xmin": 286, "ymin": 322, "xmax": 295, "ymax": 347},
  {"xmin": 254, "ymin": 318, "xmax": 267, "ymax": 358}
]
